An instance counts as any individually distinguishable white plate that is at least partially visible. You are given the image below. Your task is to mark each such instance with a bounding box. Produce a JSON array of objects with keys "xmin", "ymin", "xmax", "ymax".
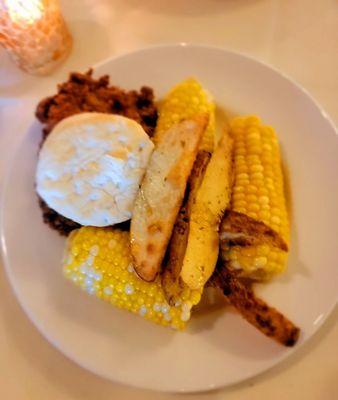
[{"xmin": 1, "ymin": 44, "xmax": 337, "ymax": 393}]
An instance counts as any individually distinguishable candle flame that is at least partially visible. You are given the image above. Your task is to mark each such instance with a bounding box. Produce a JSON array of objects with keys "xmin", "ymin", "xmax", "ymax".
[{"xmin": 6, "ymin": 0, "xmax": 44, "ymax": 25}]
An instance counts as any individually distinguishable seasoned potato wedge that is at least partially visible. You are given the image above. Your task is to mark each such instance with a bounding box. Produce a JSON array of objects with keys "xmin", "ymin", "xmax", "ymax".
[
  {"xmin": 180, "ymin": 130, "xmax": 233, "ymax": 290},
  {"xmin": 131, "ymin": 115, "xmax": 208, "ymax": 282},
  {"xmin": 162, "ymin": 151, "xmax": 211, "ymax": 305}
]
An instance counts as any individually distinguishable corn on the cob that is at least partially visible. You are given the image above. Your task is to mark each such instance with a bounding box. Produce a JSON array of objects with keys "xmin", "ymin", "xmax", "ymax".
[
  {"xmin": 63, "ymin": 227, "xmax": 201, "ymax": 329},
  {"xmin": 155, "ymin": 78, "xmax": 216, "ymax": 151},
  {"xmin": 222, "ymin": 116, "xmax": 289, "ymax": 280}
]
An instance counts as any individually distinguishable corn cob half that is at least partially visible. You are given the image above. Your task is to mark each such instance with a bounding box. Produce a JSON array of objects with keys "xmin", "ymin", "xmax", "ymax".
[
  {"xmin": 221, "ymin": 116, "xmax": 289, "ymax": 280},
  {"xmin": 155, "ymin": 78, "xmax": 216, "ymax": 151},
  {"xmin": 63, "ymin": 227, "xmax": 202, "ymax": 329}
]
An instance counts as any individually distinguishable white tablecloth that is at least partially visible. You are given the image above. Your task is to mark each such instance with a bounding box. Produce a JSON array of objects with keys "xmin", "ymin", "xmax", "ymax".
[{"xmin": 0, "ymin": 1, "xmax": 337, "ymax": 398}]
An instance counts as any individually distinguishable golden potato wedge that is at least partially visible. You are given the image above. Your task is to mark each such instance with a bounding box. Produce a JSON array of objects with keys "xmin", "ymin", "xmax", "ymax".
[
  {"xmin": 162, "ymin": 151, "xmax": 211, "ymax": 305},
  {"xmin": 131, "ymin": 115, "xmax": 208, "ymax": 282},
  {"xmin": 210, "ymin": 263, "xmax": 300, "ymax": 346},
  {"xmin": 180, "ymin": 130, "xmax": 233, "ymax": 290}
]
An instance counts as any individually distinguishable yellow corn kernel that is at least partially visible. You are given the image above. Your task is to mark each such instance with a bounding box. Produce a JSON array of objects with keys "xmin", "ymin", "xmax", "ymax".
[
  {"xmin": 63, "ymin": 227, "xmax": 200, "ymax": 329},
  {"xmin": 223, "ymin": 245, "xmax": 288, "ymax": 279},
  {"xmin": 227, "ymin": 116, "xmax": 289, "ymax": 279},
  {"xmin": 156, "ymin": 78, "xmax": 216, "ymax": 151}
]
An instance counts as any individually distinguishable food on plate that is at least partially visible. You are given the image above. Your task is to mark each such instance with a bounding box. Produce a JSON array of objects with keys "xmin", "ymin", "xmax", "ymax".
[
  {"xmin": 36, "ymin": 70, "xmax": 158, "ymax": 139},
  {"xmin": 220, "ymin": 211, "xmax": 288, "ymax": 251},
  {"xmin": 36, "ymin": 113, "xmax": 154, "ymax": 226},
  {"xmin": 162, "ymin": 151, "xmax": 211, "ymax": 305},
  {"xmin": 63, "ymin": 227, "xmax": 202, "ymax": 329},
  {"xmin": 35, "ymin": 70, "xmax": 158, "ymax": 235},
  {"xmin": 131, "ymin": 115, "xmax": 208, "ymax": 282},
  {"xmin": 220, "ymin": 116, "xmax": 290, "ymax": 280},
  {"xmin": 155, "ymin": 78, "xmax": 215, "ymax": 152},
  {"xmin": 38, "ymin": 197, "xmax": 81, "ymax": 235},
  {"xmin": 180, "ymin": 130, "xmax": 233, "ymax": 290},
  {"xmin": 158, "ymin": 78, "xmax": 217, "ymax": 302},
  {"xmin": 35, "ymin": 73, "xmax": 299, "ymax": 346},
  {"xmin": 210, "ymin": 263, "xmax": 300, "ymax": 346}
]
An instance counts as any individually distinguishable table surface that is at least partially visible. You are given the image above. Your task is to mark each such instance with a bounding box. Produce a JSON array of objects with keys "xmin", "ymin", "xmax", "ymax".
[{"xmin": 0, "ymin": 1, "xmax": 337, "ymax": 399}]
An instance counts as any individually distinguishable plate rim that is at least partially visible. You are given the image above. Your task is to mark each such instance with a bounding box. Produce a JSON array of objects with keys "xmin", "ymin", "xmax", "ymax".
[{"xmin": 1, "ymin": 43, "xmax": 337, "ymax": 393}]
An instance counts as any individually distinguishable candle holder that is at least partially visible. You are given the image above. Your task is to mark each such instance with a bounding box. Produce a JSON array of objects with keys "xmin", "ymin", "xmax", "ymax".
[{"xmin": 0, "ymin": 0, "xmax": 72, "ymax": 75}]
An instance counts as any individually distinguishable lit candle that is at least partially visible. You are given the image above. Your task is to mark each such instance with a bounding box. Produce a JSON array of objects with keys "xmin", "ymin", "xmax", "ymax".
[{"xmin": 0, "ymin": 0, "xmax": 72, "ymax": 75}]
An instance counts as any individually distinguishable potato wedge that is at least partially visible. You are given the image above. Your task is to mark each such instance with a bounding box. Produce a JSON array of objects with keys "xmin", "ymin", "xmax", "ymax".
[
  {"xmin": 210, "ymin": 263, "xmax": 300, "ymax": 346},
  {"xmin": 131, "ymin": 115, "xmax": 208, "ymax": 282},
  {"xmin": 180, "ymin": 130, "xmax": 233, "ymax": 290},
  {"xmin": 162, "ymin": 151, "xmax": 211, "ymax": 305}
]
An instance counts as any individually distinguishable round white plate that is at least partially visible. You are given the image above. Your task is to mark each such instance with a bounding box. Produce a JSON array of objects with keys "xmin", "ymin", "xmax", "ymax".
[{"xmin": 1, "ymin": 44, "xmax": 337, "ymax": 393}]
